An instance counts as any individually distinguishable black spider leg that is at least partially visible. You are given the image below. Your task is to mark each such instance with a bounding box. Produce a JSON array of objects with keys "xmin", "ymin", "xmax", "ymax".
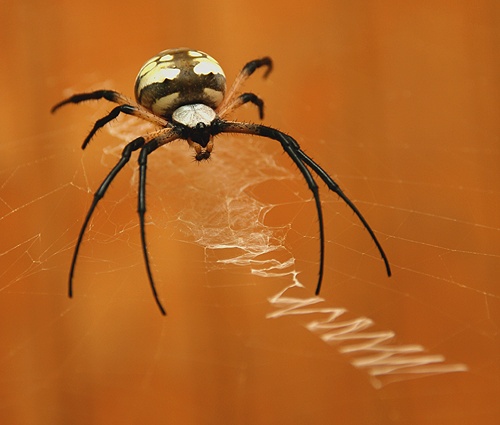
[
  {"xmin": 217, "ymin": 57, "xmax": 273, "ymax": 117},
  {"xmin": 219, "ymin": 93, "xmax": 265, "ymax": 119},
  {"xmin": 80, "ymin": 105, "xmax": 140, "ymax": 149},
  {"xmin": 51, "ymin": 90, "xmax": 131, "ymax": 113},
  {"xmin": 51, "ymin": 91, "xmax": 166, "ymax": 145},
  {"xmin": 218, "ymin": 121, "xmax": 325, "ymax": 293},
  {"xmin": 258, "ymin": 129, "xmax": 326, "ymax": 294},
  {"xmin": 69, "ymin": 136, "xmax": 146, "ymax": 299},
  {"xmin": 69, "ymin": 129, "xmax": 180, "ymax": 315},
  {"xmin": 264, "ymin": 129, "xmax": 392, "ymax": 291},
  {"xmin": 219, "ymin": 121, "xmax": 391, "ymax": 294},
  {"xmin": 239, "ymin": 93, "xmax": 265, "ymax": 118},
  {"xmin": 239, "ymin": 93, "xmax": 264, "ymax": 120},
  {"xmin": 296, "ymin": 150, "xmax": 392, "ymax": 279},
  {"xmin": 136, "ymin": 137, "xmax": 170, "ymax": 315},
  {"xmin": 242, "ymin": 57, "xmax": 273, "ymax": 79}
]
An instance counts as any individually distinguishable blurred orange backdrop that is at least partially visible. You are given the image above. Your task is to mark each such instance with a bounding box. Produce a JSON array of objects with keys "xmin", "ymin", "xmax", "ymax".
[{"xmin": 0, "ymin": 1, "xmax": 499, "ymax": 424}]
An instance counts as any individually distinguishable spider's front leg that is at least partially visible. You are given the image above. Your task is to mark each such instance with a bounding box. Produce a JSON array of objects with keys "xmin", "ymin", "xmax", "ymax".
[
  {"xmin": 219, "ymin": 120, "xmax": 327, "ymax": 293},
  {"xmin": 68, "ymin": 128, "xmax": 179, "ymax": 315},
  {"xmin": 69, "ymin": 135, "xmax": 147, "ymax": 299},
  {"xmin": 219, "ymin": 120, "xmax": 391, "ymax": 295},
  {"xmin": 135, "ymin": 129, "xmax": 183, "ymax": 315}
]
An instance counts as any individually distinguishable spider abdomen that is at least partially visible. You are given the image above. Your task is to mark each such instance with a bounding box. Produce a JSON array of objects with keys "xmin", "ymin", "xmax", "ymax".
[{"xmin": 134, "ymin": 48, "xmax": 226, "ymax": 118}]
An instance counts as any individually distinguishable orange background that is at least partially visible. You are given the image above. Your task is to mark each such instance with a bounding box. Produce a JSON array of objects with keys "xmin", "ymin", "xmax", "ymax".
[{"xmin": 1, "ymin": 1, "xmax": 499, "ymax": 424}]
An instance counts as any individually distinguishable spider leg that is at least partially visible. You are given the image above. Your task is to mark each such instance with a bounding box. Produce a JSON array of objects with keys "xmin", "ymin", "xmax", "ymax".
[
  {"xmin": 69, "ymin": 128, "xmax": 179, "ymax": 315},
  {"xmin": 296, "ymin": 150, "xmax": 391, "ymax": 277},
  {"xmin": 259, "ymin": 129, "xmax": 326, "ymax": 294},
  {"xmin": 219, "ymin": 121, "xmax": 325, "ymax": 293},
  {"xmin": 52, "ymin": 90, "xmax": 134, "ymax": 112},
  {"xmin": 278, "ymin": 135, "xmax": 326, "ymax": 293},
  {"xmin": 136, "ymin": 130, "xmax": 181, "ymax": 315},
  {"xmin": 243, "ymin": 57, "xmax": 273, "ymax": 79},
  {"xmin": 79, "ymin": 104, "xmax": 167, "ymax": 149},
  {"xmin": 217, "ymin": 57, "xmax": 273, "ymax": 116},
  {"xmin": 218, "ymin": 92, "xmax": 265, "ymax": 119},
  {"xmin": 219, "ymin": 121, "xmax": 391, "ymax": 294},
  {"xmin": 51, "ymin": 89, "xmax": 166, "ymax": 134},
  {"xmin": 69, "ymin": 135, "xmax": 147, "ymax": 299}
]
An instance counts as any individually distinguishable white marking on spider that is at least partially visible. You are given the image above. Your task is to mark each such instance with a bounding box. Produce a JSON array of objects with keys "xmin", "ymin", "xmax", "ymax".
[
  {"xmin": 193, "ymin": 59, "xmax": 225, "ymax": 77},
  {"xmin": 172, "ymin": 104, "xmax": 217, "ymax": 128},
  {"xmin": 187, "ymin": 50, "xmax": 203, "ymax": 57}
]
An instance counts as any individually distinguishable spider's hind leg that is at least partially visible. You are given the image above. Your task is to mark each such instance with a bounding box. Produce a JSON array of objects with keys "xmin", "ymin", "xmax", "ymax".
[
  {"xmin": 241, "ymin": 56, "xmax": 273, "ymax": 80},
  {"xmin": 217, "ymin": 56, "xmax": 273, "ymax": 116},
  {"xmin": 52, "ymin": 89, "xmax": 167, "ymax": 149},
  {"xmin": 79, "ymin": 104, "xmax": 167, "ymax": 149},
  {"xmin": 51, "ymin": 90, "xmax": 132, "ymax": 113},
  {"xmin": 218, "ymin": 92, "xmax": 265, "ymax": 119}
]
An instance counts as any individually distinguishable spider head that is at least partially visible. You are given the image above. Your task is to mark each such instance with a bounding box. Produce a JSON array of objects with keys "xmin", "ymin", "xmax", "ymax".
[
  {"xmin": 187, "ymin": 121, "xmax": 215, "ymax": 161},
  {"xmin": 172, "ymin": 104, "xmax": 219, "ymax": 161},
  {"xmin": 190, "ymin": 137, "xmax": 214, "ymax": 161}
]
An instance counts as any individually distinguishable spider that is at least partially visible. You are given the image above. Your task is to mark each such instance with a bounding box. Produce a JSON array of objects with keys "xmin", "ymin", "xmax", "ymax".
[{"xmin": 52, "ymin": 48, "xmax": 391, "ymax": 315}]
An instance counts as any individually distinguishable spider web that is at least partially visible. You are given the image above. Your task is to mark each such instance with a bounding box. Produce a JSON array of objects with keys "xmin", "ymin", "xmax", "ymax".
[
  {"xmin": 104, "ymin": 114, "xmax": 476, "ymax": 388},
  {"xmin": 2, "ymin": 0, "xmax": 500, "ymax": 421},
  {"xmin": 1, "ymin": 83, "xmax": 498, "ymax": 423}
]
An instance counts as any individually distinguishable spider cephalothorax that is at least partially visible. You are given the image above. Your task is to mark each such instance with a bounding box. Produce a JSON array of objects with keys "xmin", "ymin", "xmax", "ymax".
[{"xmin": 52, "ymin": 48, "xmax": 391, "ymax": 315}]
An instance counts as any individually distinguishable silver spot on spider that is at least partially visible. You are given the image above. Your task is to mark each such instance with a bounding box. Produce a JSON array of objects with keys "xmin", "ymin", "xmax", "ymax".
[{"xmin": 172, "ymin": 104, "xmax": 216, "ymax": 128}]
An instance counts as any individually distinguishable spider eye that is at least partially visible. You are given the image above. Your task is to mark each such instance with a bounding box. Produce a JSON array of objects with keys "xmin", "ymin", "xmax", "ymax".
[{"xmin": 134, "ymin": 48, "xmax": 226, "ymax": 118}]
